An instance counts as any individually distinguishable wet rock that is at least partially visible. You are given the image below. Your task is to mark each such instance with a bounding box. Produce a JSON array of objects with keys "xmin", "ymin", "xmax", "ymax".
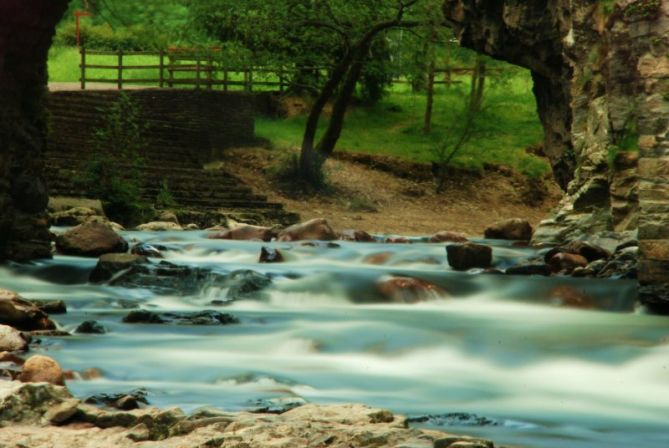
[
  {"xmin": 224, "ymin": 270, "xmax": 272, "ymax": 301},
  {"xmin": 136, "ymin": 221, "xmax": 183, "ymax": 231},
  {"xmin": 615, "ymin": 240, "xmax": 639, "ymax": 252},
  {"xmin": 0, "ymin": 381, "xmax": 73, "ymax": 425},
  {"xmin": 446, "ymin": 243, "xmax": 493, "ymax": 270},
  {"xmin": 0, "ymin": 352, "xmax": 25, "ymax": 366},
  {"xmin": 548, "ymin": 286, "xmax": 595, "ymax": 309},
  {"xmin": 434, "ymin": 438, "xmax": 494, "ymax": 448},
  {"xmin": 28, "ymin": 330, "xmax": 71, "ymax": 338},
  {"xmin": 259, "ymin": 247, "xmax": 284, "ymax": 263},
  {"xmin": 0, "ymin": 289, "xmax": 56, "ymax": 331},
  {"xmin": 85, "ymin": 389, "xmax": 148, "ymax": 410},
  {"xmin": 55, "ymin": 223, "xmax": 128, "ymax": 257},
  {"xmin": 0, "ymin": 325, "xmax": 29, "ymax": 352},
  {"xmin": 28, "ymin": 300, "xmax": 67, "ymax": 315},
  {"xmin": 340, "ymin": 229, "xmax": 376, "ymax": 242},
  {"xmin": 429, "ymin": 231, "xmax": 468, "ymax": 243},
  {"xmin": 90, "ymin": 253, "xmax": 149, "ymax": 283},
  {"xmin": 547, "ymin": 240, "xmax": 611, "ymax": 263},
  {"xmin": 376, "ymin": 276, "xmax": 447, "ymax": 303},
  {"xmin": 184, "ymin": 223, "xmax": 200, "ymax": 231},
  {"xmin": 130, "ymin": 243, "xmax": 164, "ymax": 258},
  {"xmin": 49, "ymin": 207, "xmax": 101, "ymax": 227},
  {"xmin": 484, "ymin": 218, "xmax": 533, "ymax": 241},
  {"xmin": 110, "ymin": 261, "xmax": 214, "ymax": 295},
  {"xmin": 18, "ymin": 355, "xmax": 65, "ymax": 386},
  {"xmin": 505, "ymin": 263, "xmax": 551, "ymax": 276},
  {"xmin": 639, "ymin": 284, "xmax": 669, "ymax": 315},
  {"xmin": 123, "ymin": 310, "xmax": 239, "ymax": 326},
  {"xmin": 548, "ymin": 252, "xmax": 588, "ymax": 274},
  {"xmin": 278, "ymin": 218, "xmax": 337, "ymax": 242},
  {"xmin": 209, "ymin": 224, "xmax": 274, "ymax": 242},
  {"xmin": 385, "ymin": 236, "xmax": 412, "ymax": 244},
  {"xmin": 301, "ymin": 241, "xmax": 341, "ymax": 248},
  {"xmin": 247, "ymin": 396, "xmax": 307, "ymax": 414},
  {"xmin": 75, "ymin": 321, "xmax": 107, "ymax": 334},
  {"xmin": 363, "ymin": 252, "xmax": 393, "ymax": 265}
]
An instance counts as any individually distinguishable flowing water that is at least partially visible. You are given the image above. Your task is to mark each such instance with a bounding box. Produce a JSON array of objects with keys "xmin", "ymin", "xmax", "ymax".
[{"xmin": 2, "ymin": 229, "xmax": 668, "ymax": 448}]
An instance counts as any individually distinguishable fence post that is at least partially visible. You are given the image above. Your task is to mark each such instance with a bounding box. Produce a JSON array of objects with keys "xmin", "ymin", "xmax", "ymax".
[
  {"xmin": 117, "ymin": 49, "xmax": 123, "ymax": 90},
  {"xmin": 207, "ymin": 54, "xmax": 213, "ymax": 90},
  {"xmin": 278, "ymin": 69, "xmax": 284, "ymax": 93},
  {"xmin": 196, "ymin": 57, "xmax": 201, "ymax": 90},
  {"xmin": 80, "ymin": 47, "xmax": 86, "ymax": 90},
  {"xmin": 159, "ymin": 51, "xmax": 165, "ymax": 88},
  {"xmin": 247, "ymin": 69, "xmax": 253, "ymax": 92},
  {"xmin": 223, "ymin": 69, "xmax": 229, "ymax": 92}
]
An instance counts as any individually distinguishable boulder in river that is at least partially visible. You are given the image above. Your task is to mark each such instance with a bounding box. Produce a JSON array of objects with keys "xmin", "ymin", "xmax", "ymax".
[
  {"xmin": 28, "ymin": 300, "xmax": 67, "ymax": 315},
  {"xmin": 0, "ymin": 325, "xmax": 29, "ymax": 352},
  {"xmin": 55, "ymin": 222, "xmax": 128, "ymax": 257},
  {"xmin": 89, "ymin": 253, "xmax": 148, "ymax": 283},
  {"xmin": 447, "ymin": 243, "xmax": 493, "ymax": 270},
  {"xmin": 340, "ymin": 229, "xmax": 376, "ymax": 242},
  {"xmin": 18, "ymin": 355, "xmax": 65, "ymax": 386},
  {"xmin": 548, "ymin": 252, "xmax": 588, "ymax": 274},
  {"xmin": 123, "ymin": 310, "xmax": 239, "ymax": 326},
  {"xmin": 49, "ymin": 207, "xmax": 101, "ymax": 227},
  {"xmin": 75, "ymin": 321, "xmax": 107, "ymax": 334},
  {"xmin": 0, "ymin": 289, "xmax": 56, "ymax": 331},
  {"xmin": 429, "ymin": 231, "xmax": 468, "ymax": 243},
  {"xmin": 278, "ymin": 218, "xmax": 337, "ymax": 241},
  {"xmin": 209, "ymin": 224, "xmax": 274, "ymax": 242},
  {"xmin": 376, "ymin": 276, "xmax": 447, "ymax": 303},
  {"xmin": 224, "ymin": 270, "xmax": 273, "ymax": 301},
  {"xmin": 135, "ymin": 221, "xmax": 183, "ymax": 231},
  {"xmin": 130, "ymin": 242, "xmax": 164, "ymax": 258},
  {"xmin": 384, "ymin": 236, "xmax": 412, "ymax": 244},
  {"xmin": 484, "ymin": 218, "xmax": 533, "ymax": 241},
  {"xmin": 259, "ymin": 247, "xmax": 284, "ymax": 263}
]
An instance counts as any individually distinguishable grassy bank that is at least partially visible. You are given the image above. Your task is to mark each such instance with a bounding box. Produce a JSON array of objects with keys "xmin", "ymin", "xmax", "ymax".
[{"xmin": 49, "ymin": 45, "xmax": 547, "ymax": 177}]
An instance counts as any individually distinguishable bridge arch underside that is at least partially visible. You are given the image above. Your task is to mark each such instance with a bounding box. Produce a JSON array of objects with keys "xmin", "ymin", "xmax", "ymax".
[
  {"xmin": 0, "ymin": 0, "xmax": 69, "ymax": 261},
  {"xmin": 444, "ymin": 0, "xmax": 669, "ymax": 310}
]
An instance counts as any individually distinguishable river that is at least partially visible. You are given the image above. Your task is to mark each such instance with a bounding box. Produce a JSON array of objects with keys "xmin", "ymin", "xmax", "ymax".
[{"xmin": 2, "ymin": 229, "xmax": 668, "ymax": 448}]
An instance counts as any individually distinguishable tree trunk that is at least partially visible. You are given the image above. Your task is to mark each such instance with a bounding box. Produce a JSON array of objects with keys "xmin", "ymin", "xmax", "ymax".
[
  {"xmin": 0, "ymin": 0, "xmax": 70, "ymax": 262},
  {"xmin": 423, "ymin": 52, "xmax": 436, "ymax": 134}
]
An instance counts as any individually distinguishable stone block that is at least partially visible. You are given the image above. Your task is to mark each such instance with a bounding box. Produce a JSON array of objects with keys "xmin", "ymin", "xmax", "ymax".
[{"xmin": 640, "ymin": 240, "xmax": 669, "ymax": 261}]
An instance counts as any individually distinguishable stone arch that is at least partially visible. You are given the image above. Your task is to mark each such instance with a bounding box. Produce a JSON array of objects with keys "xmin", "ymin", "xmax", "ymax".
[{"xmin": 0, "ymin": 0, "xmax": 70, "ymax": 261}]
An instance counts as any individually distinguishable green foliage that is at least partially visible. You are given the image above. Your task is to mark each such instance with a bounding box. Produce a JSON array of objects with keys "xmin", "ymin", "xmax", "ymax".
[
  {"xmin": 257, "ymin": 70, "xmax": 547, "ymax": 178},
  {"xmin": 269, "ymin": 151, "xmax": 329, "ymax": 193},
  {"xmin": 55, "ymin": 22, "xmax": 168, "ymax": 50},
  {"xmin": 155, "ymin": 180, "xmax": 178, "ymax": 209},
  {"xmin": 80, "ymin": 93, "xmax": 150, "ymax": 226}
]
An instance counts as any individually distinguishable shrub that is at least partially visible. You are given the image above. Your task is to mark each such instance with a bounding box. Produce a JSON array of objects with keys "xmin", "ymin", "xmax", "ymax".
[{"xmin": 80, "ymin": 92, "xmax": 150, "ymax": 226}]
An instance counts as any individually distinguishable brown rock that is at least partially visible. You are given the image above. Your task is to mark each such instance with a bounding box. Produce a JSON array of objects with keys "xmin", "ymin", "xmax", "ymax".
[
  {"xmin": 340, "ymin": 229, "xmax": 376, "ymax": 242},
  {"xmin": 484, "ymin": 218, "xmax": 533, "ymax": 241},
  {"xmin": 278, "ymin": 218, "xmax": 337, "ymax": 242},
  {"xmin": 0, "ymin": 351, "xmax": 25, "ymax": 365},
  {"xmin": 209, "ymin": 224, "xmax": 274, "ymax": 242},
  {"xmin": 429, "ymin": 231, "xmax": 468, "ymax": 243},
  {"xmin": 548, "ymin": 286, "xmax": 595, "ymax": 309},
  {"xmin": 377, "ymin": 277, "xmax": 447, "ymax": 303},
  {"xmin": 18, "ymin": 355, "xmax": 65, "ymax": 386},
  {"xmin": 363, "ymin": 252, "xmax": 393, "ymax": 265},
  {"xmin": 0, "ymin": 325, "xmax": 29, "ymax": 352},
  {"xmin": 55, "ymin": 223, "xmax": 128, "ymax": 257},
  {"xmin": 0, "ymin": 289, "xmax": 56, "ymax": 331},
  {"xmin": 560, "ymin": 240, "xmax": 611, "ymax": 262},
  {"xmin": 384, "ymin": 236, "xmax": 411, "ymax": 244},
  {"xmin": 446, "ymin": 243, "xmax": 493, "ymax": 270},
  {"xmin": 548, "ymin": 252, "xmax": 588, "ymax": 274}
]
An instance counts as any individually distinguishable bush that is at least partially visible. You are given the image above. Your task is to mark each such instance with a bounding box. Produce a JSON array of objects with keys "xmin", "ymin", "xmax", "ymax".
[
  {"xmin": 55, "ymin": 22, "xmax": 169, "ymax": 51},
  {"xmin": 79, "ymin": 92, "xmax": 151, "ymax": 226}
]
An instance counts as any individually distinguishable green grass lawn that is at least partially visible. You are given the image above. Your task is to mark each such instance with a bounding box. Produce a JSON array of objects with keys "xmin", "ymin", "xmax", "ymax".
[
  {"xmin": 49, "ymin": 45, "xmax": 547, "ymax": 177},
  {"xmin": 257, "ymin": 74, "xmax": 547, "ymax": 177}
]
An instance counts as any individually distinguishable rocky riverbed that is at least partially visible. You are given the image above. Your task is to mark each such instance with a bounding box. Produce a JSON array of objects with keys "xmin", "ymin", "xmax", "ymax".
[{"xmin": 1, "ymin": 216, "xmax": 667, "ymax": 448}]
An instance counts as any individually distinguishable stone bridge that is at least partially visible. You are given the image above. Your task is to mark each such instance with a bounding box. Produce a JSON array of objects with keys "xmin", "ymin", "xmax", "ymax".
[{"xmin": 1, "ymin": 0, "xmax": 668, "ymax": 306}]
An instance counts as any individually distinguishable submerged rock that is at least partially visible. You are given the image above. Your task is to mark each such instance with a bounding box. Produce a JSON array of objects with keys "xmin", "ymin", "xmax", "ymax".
[
  {"xmin": 28, "ymin": 300, "xmax": 67, "ymax": 315},
  {"xmin": 18, "ymin": 355, "xmax": 65, "ymax": 386},
  {"xmin": 90, "ymin": 253, "xmax": 149, "ymax": 283},
  {"xmin": 259, "ymin": 246, "xmax": 284, "ymax": 263},
  {"xmin": 223, "ymin": 270, "xmax": 273, "ymax": 301},
  {"xmin": 0, "ymin": 289, "xmax": 56, "ymax": 331},
  {"xmin": 376, "ymin": 276, "xmax": 447, "ymax": 303},
  {"xmin": 484, "ymin": 218, "xmax": 533, "ymax": 241},
  {"xmin": 278, "ymin": 218, "xmax": 337, "ymax": 241},
  {"xmin": 123, "ymin": 310, "xmax": 239, "ymax": 326},
  {"xmin": 131, "ymin": 243, "xmax": 165, "ymax": 258},
  {"xmin": 75, "ymin": 321, "xmax": 107, "ymax": 334},
  {"xmin": 55, "ymin": 223, "xmax": 128, "ymax": 257},
  {"xmin": 446, "ymin": 243, "xmax": 493, "ymax": 271},
  {"xmin": 110, "ymin": 261, "xmax": 214, "ymax": 295}
]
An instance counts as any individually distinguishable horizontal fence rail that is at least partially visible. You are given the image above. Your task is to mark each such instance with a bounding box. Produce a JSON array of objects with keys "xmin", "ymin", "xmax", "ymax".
[{"xmin": 78, "ymin": 48, "xmax": 499, "ymax": 91}]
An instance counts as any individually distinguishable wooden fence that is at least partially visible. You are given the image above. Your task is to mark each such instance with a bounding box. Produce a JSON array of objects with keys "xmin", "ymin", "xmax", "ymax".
[{"xmin": 79, "ymin": 48, "xmax": 488, "ymax": 91}]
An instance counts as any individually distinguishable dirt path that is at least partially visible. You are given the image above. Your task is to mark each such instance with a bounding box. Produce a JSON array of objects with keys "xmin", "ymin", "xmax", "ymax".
[{"xmin": 217, "ymin": 148, "xmax": 561, "ymax": 236}]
